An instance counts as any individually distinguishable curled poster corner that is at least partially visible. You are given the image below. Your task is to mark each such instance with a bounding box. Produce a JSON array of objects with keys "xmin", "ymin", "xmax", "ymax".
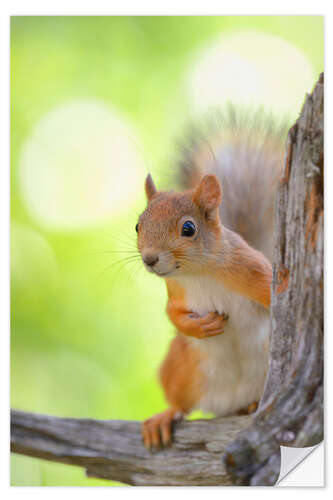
[{"xmin": 277, "ymin": 442, "xmax": 324, "ymax": 486}]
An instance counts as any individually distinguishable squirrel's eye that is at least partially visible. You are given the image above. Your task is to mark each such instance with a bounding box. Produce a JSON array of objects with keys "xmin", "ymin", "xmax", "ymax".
[
  {"xmin": 135, "ymin": 223, "xmax": 139, "ymax": 233},
  {"xmin": 181, "ymin": 220, "xmax": 196, "ymax": 237}
]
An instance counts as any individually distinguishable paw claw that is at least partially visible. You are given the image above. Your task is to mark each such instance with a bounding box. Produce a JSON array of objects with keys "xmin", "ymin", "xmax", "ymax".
[
  {"xmin": 142, "ymin": 409, "xmax": 182, "ymax": 450},
  {"xmin": 195, "ymin": 311, "xmax": 229, "ymax": 338}
]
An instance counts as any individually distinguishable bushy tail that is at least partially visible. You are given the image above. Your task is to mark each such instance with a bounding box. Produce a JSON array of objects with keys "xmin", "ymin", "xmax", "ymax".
[{"xmin": 175, "ymin": 106, "xmax": 289, "ymax": 262}]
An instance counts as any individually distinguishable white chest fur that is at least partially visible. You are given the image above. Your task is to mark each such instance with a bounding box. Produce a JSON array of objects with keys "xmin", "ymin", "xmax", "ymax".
[{"xmin": 175, "ymin": 275, "xmax": 270, "ymax": 416}]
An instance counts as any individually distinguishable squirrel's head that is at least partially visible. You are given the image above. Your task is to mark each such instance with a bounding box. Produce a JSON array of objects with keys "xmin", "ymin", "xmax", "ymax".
[{"xmin": 136, "ymin": 173, "xmax": 223, "ymax": 277}]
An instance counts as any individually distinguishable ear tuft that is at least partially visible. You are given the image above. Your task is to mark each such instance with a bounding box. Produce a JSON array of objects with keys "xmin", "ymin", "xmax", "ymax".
[
  {"xmin": 193, "ymin": 175, "xmax": 222, "ymax": 214},
  {"xmin": 145, "ymin": 174, "xmax": 157, "ymax": 201}
]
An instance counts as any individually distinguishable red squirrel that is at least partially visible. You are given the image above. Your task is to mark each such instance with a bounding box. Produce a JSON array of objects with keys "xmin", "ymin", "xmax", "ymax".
[{"xmin": 136, "ymin": 110, "xmax": 286, "ymax": 449}]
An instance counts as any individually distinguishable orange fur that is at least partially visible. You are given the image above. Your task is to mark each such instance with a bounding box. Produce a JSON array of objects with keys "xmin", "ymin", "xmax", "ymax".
[
  {"xmin": 216, "ymin": 231, "xmax": 272, "ymax": 309},
  {"xmin": 166, "ymin": 279, "xmax": 228, "ymax": 338},
  {"xmin": 192, "ymin": 174, "xmax": 222, "ymax": 212},
  {"xmin": 159, "ymin": 335, "xmax": 204, "ymax": 411},
  {"xmin": 142, "ymin": 335, "xmax": 204, "ymax": 448}
]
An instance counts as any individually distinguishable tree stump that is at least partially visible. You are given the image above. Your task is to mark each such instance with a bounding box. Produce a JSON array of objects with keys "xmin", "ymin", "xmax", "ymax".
[{"xmin": 224, "ymin": 73, "xmax": 324, "ymax": 486}]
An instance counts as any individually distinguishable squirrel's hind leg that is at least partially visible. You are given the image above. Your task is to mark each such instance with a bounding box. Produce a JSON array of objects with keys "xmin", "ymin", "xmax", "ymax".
[{"xmin": 142, "ymin": 335, "xmax": 204, "ymax": 450}]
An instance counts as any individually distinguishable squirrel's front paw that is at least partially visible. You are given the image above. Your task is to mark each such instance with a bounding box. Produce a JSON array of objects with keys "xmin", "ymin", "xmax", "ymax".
[
  {"xmin": 142, "ymin": 408, "xmax": 183, "ymax": 450},
  {"xmin": 192, "ymin": 311, "xmax": 229, "ymax": 338}
]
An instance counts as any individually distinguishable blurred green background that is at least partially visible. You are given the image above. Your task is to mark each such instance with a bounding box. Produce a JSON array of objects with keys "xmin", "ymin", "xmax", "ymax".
[{"xmin": 10, "ymin": 16, "xmax": 323, "ymax": 486}]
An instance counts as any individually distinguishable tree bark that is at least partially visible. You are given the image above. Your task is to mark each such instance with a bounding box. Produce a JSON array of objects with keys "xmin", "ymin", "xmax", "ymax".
[
  {"xmin": 11, "ymin": 410, "xmax": 251, "ymax": 486},
  {"xmin": 223, "ymin": 73, "xmax": 324, "ymax": 486},
  {"xmin": 10, "ymin": 74, "xmax": 324, "ymax": 486}
]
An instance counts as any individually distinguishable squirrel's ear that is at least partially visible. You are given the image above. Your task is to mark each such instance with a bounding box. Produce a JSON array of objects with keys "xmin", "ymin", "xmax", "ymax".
[
  {"xmin": 145, "ymin": 174, "xmax": 157, "ymax": 201},
  {"xmin": 193, "ymin": 175, "xmax": 222, "ymax": 214}
]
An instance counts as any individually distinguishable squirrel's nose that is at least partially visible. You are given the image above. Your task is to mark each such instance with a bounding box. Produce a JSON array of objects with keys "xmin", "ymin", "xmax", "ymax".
[{"xmin": 143, "ymin": 253, "xmax": 159, "ymax": 267}]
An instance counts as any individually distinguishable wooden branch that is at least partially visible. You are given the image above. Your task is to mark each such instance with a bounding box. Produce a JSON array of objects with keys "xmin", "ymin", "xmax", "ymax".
[
  {"xmin": 223, "ymin": 73, "xmax": 324, "ymax": 486},
  {"xmin": 11, "ymin": 409, "xmax": 251, "ymax": 486}
]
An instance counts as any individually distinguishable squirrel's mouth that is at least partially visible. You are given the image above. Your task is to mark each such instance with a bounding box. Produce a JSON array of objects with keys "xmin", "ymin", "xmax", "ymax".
[
  {"xmin": 149, "ymin": 266, "xmax": 179, "ymax": 278},
  {"xmin": 155, "ymin": 270, "xmax": 171, "ymax": 277}
]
